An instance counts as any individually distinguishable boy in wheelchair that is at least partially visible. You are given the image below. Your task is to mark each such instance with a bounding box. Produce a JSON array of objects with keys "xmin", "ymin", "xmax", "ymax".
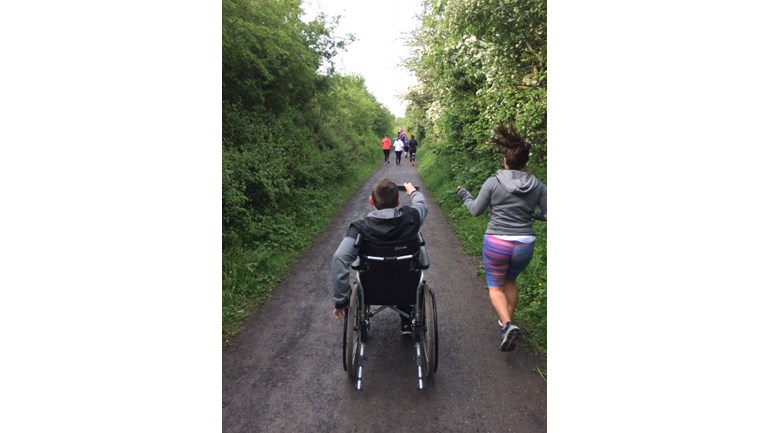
[{"xmin": 331, "ymin": 178, "xmax": 428, "ymax": 335}]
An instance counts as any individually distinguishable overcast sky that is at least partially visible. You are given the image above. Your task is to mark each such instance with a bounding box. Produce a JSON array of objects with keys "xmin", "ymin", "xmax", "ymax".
[{"xmin": 301, "ymin": 0, "xmax": 423, "ymax": 118}]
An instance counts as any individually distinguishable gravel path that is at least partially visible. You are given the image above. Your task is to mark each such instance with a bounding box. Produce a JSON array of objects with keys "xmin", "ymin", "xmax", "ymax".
[{"xmin": 222, "ymin": 157, "xmax": 547, "ymax": 433}]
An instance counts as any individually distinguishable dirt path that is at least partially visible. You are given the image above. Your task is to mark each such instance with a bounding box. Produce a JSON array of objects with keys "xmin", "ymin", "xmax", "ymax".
[{"xmin": 222, "ymin": 157, "xmax": 547, "ymax": 432}]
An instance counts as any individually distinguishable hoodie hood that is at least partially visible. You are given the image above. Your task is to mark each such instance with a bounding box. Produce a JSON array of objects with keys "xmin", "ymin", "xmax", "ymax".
[{"xmin": 495, "ymin": 170, "xmax": 538, "ymax": 194}]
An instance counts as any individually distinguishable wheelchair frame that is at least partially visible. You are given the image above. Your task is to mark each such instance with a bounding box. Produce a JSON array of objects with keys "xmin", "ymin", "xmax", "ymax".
[{"xmin": 342, "ymin": 233, "xmax": 439, "ymax": 390}]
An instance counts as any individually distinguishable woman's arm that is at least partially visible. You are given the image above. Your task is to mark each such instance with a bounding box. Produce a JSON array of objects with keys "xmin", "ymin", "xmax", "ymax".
[
  {"xmin": 456, "ymin": 178, "xmax": 494, "ymax": 216},
  {"xmin": 532, "ymin": 184, "xmax": 547, "ymax": 221}
]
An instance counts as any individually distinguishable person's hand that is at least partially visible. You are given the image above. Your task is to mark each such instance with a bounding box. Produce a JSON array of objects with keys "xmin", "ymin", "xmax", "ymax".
[
  {"xmin": 404, "ymin": 182, "xmax": 416, "ymax": 196},
  {"xmin": 332, "ymin": 307, "xmax": 347, "ymax": 320},
  {"xmin": 456, "ymin": 185, "xmax": 462, "ymax": 192}
]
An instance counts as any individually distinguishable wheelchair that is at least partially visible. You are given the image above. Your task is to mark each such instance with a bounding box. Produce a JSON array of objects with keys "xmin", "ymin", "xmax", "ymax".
[{"xmin": 342, "ymin": 232, "xmax": 439, "ymax": 390}]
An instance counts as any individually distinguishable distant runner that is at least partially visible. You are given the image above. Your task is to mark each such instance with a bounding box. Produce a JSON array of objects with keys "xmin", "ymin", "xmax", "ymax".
[
  {"xmin": 394, "ymin": 136, "xmax": 404, "ymax": 165},
  {"xmin": 408, "ymin": 135, "xmax": 418, "ymax": 166},
  {"xmin": 381, "ymin": 134, "xmax": 392, "ymax": 164}
]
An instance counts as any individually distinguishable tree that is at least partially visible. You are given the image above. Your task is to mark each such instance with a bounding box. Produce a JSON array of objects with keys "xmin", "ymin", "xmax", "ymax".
[{"xmin": 405, "ymin": 0, "xmax": 546, "ymax": 163}]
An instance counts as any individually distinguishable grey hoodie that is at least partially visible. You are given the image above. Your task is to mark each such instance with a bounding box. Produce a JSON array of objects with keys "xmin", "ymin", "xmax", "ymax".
[
  {"xmin": 456, "ymin": 170, "xmax": 546, "ymax": 235},
  {"xmin": 331, "ymin": 191, "xmax": 428, "ymax": 308}
]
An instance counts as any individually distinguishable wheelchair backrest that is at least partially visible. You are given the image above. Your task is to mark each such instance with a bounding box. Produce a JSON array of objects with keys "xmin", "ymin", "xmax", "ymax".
[{"xmin": 353, "ymin": 233, "xmax": 424, "ymax": 306}]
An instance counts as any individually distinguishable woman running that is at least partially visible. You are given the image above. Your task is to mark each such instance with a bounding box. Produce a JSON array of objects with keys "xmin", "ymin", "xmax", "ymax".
[{"xmin": 455, "ymin": 122, "xmax": 547, "ymax": 351}]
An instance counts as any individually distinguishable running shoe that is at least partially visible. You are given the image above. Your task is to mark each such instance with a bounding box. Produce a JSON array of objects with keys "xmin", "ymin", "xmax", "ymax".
[{"xmin": 500, "ymin": 322, "xmax": 521, "ymax": 352}]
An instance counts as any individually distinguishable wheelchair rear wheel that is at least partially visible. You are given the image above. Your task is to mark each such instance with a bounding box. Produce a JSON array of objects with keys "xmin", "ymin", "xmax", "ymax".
[
  {"xmin": 343, "ymin": 282, "xmax": 361, "ymax": 378},
  {"xmin": 421, "ymin": 285, "xmax": 439, "ymax": 377}
]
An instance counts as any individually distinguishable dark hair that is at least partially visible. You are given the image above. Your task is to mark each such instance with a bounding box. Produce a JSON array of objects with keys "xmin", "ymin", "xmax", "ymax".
[
  {"xmin": 490, "ymin": 121, "xmax": 531, "ymax": 170},
  {"xmin": 371, "ymin": 178, "xmax": 399, "ymax": 209}
]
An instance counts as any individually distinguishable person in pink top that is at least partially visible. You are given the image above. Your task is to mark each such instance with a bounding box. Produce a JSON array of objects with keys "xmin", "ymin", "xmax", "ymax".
[{"xmin": 381, "ymin": 135, "xmax": 392, "ymax": 164}]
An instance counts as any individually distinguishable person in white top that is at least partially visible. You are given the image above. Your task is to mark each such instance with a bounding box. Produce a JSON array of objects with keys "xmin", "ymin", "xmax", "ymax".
[{"xmin": 393, "ymin": 137, "xmax": 405, "ymax": 165}]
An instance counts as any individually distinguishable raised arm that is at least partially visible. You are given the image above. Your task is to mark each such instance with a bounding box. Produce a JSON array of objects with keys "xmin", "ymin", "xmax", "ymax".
[
  {"xmin": 404, "ymin": 182, "xmax": 427, "ymax": 223},
  {"xmin": 456, "ymin": 178, "xmax": 494, "ymax": 216}
]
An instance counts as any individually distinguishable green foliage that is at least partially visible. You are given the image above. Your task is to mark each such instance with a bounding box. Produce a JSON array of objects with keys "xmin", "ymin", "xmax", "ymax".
[
  {"xmin": 222, "ymin": 161, "xmax": 377, "ymax": 342},
  {"xmin": 406, "ymin": 0, "xmax": 546, "ymax": 162},
  {"xmin": 407, "ymin": 0, "xmax": 547, "ymax": 353},
  {"xmin": 222, "ymin": 0, "xmax": 394, "ymax": 342}
]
